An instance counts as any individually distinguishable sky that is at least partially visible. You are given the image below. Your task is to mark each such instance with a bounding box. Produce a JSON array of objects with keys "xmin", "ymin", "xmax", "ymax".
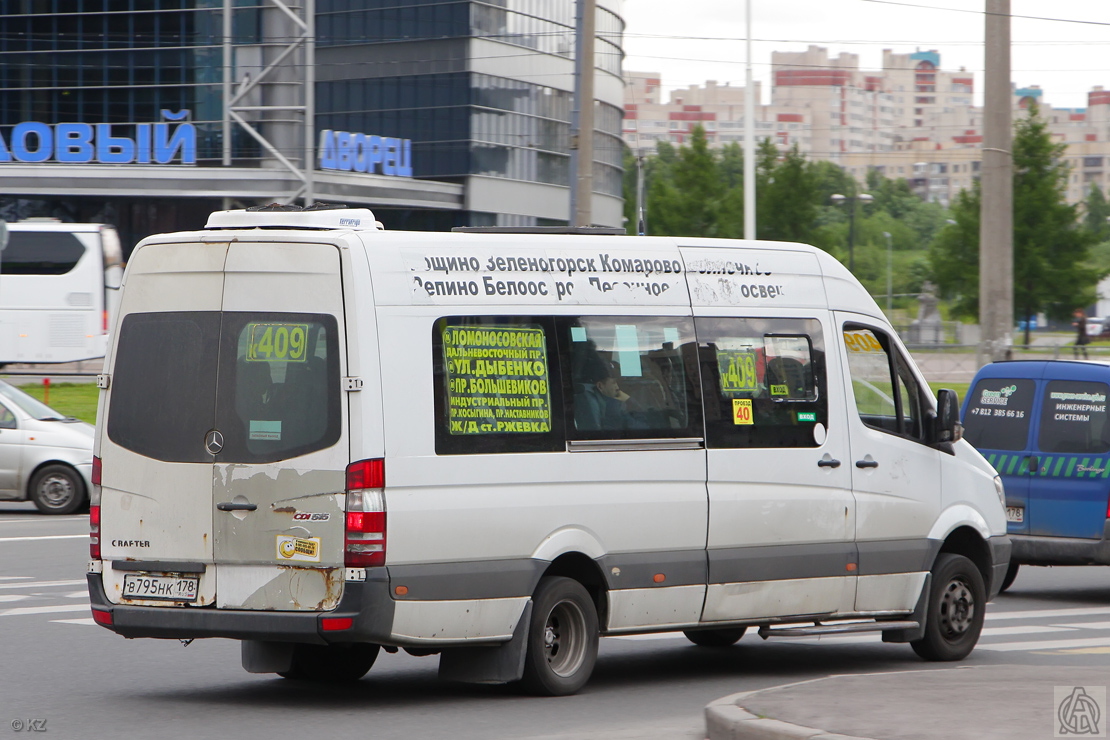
[{"xmin": 621, "ymin": 0, "xmax": 1110, "ymax": 111}]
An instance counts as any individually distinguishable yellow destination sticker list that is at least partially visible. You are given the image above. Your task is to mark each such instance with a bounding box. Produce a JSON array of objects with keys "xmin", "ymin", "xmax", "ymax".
[{"xmin": 444, "ymin": 325, "xmax": 552, "ymax": 435}]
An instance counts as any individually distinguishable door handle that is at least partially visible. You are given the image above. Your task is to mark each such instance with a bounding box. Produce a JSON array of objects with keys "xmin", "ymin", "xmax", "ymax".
[
  {"xmin": 855, "ymin": 459, "xmax": 879, "ymax": 469},
  {"xmin": 1026, "ymin": 456, "xmax": 1039, "ymax": 475},
  {"xmin": 817, "ymin": 458, "xmax": 842, "ymax": 468},
  {"xmin": 216, "ymin": 501, "xmax": 258, "ymax": 512}
]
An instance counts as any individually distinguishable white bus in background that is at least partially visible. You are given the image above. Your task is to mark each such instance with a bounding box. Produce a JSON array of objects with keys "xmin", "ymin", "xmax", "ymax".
[{"xmin": 0, "ymin": 219, "xmax": 124, "ymax": 365}]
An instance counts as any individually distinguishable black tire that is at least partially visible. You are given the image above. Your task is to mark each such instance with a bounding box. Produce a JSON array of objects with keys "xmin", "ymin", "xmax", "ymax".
[
  {"xmin": 278, "ymin": 643, "xmax": 379, "ymax": 682},
  {"xmin": 998, "ymin": 561, "xmax": 1020, "ymax": 593},
  {"xmin": 29, "ymin": 464, "xmax": 85, "ymax": 515},
  {"xmin": 911, "ymin": 553, "xmax": 986, "ymax": 661},
  {"xmin": 520, "ymin": 576, "xmax": 599, "ymax": 696},
  {"xmin": 682, "ymin": 627, "xmax": 747, "ymax": 647}
]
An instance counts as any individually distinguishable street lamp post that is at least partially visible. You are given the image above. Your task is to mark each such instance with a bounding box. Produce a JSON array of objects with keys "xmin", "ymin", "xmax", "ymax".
[
  {"xmin": 830, "ymin": 192, "xmax": 873, "ymax": 273},
  {"xmin": 883, "ymin": 231, "xmax": 893, "ymax": 316}
]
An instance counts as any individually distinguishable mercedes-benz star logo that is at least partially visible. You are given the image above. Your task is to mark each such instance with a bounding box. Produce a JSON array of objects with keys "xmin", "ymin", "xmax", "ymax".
[{"xmin": 205, "ymin": 430, "xmax": 224, "ymax": 455}]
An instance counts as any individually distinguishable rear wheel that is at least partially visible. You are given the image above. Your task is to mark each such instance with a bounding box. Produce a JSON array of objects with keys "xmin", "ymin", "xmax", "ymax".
[
  {"xmin": 278, "ymin": 643, "xmax": 379, "ymax": 682},
  {"xmin": 911, "ymin": 553, "xmax": 986, "ymax": 661},
  {"xmin": 998, "ymin": 561, "xmax": 1020, "ymax": 593},
  {"xmin": 30, "ymin": 464, "xmax": 85, "ymax": 515},
  {"xmin": 520, "ymin": 576, "xmax": 599, "ymax": 696},
  {"xmin": 682, "ymin": 627, "xmax": 747, "ymax": 647}
]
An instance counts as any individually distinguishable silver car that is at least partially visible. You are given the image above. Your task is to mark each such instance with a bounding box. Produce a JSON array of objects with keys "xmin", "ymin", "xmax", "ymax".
[{"xmin": 0, "ymin": 380, "xmax": 93, "ymax": 514}]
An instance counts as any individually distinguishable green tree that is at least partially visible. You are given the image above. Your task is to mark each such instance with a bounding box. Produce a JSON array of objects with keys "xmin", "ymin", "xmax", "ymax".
[
  {"xmin": 757, "ymin": 143, "xmax": 820, "ymax": 243},
  {"xmin": 1012, "ymin": 103, "xmax": 1099, "ymax": 339},
  {"xmin": 1084, "ymin": 184, "xmax": 1110, "ymax": 241},
  {"xmin": 929, "ymin": 103, "xmax": 1101, "ymax": 343},
  {"xmin": 646, "ymin": 126, "xmax": 723, "ymax": 236},
  {"xmin": 622, "ymin": 143, "xmax": 638, "ymax": 233},
  {"xmin": 928, "ymin": 185, "xmax": 981, "ymax": 318}
]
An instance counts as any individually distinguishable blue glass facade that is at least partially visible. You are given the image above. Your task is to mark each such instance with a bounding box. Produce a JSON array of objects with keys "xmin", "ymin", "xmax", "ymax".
[
  {"xmin": 0, "ymin": 0, "xmax": 625, "ymax": 226},
  {"xmin": 316, "ymin": 0, "xmax": 626, "ymax": 200}
]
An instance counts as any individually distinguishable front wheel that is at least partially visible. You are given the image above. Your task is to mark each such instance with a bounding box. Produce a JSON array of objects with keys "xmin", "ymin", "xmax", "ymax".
[
  {"xmin": 911, "ymin": 553, "xmax": 986, "ymax": 661},
  {"xmin": 278, "ymin": 643, "xmax": 379, "ymax": 682},
  {"xmin": 683, "ymin": 627, "xmax": 747, "ymax": 647},
  {"xmin": 520, "ymin": 576, "xmax": 599, "ymax": 696},
  {"xmin": 998, "ymin": 561, "xmax": 1019, "ymax": 593},
  {"xmin": 30, "ymin": 464, "xmax": 85, "ymax": 515}
]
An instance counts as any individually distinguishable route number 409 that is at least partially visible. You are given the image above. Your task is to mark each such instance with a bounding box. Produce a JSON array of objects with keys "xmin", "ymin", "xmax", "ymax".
[{"xmin": 246, "ymin": 323, "xmax": 310, "ymax": 363}]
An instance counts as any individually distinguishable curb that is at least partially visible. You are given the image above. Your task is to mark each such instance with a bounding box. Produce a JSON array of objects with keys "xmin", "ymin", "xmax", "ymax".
[{"xmin": 704, "ymin": 687, "xmax": 876, "ymax": 740}]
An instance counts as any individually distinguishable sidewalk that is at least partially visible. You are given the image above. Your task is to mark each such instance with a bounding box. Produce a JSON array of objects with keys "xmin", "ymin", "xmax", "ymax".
[{"xmin": 706, "ymin": 665, "xmax": 1108, "ymax": 740}]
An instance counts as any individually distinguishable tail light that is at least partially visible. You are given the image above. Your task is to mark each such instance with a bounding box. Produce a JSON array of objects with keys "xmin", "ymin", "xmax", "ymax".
[
  {"xmin": 102, "ymin": 310, "xmax": 108, "ymax": 333},
  {"xmin": 345, "ymin": 459, "xmax": 385, "ymax": 567},
  {"xmin": 90, "ymin": 503, "xmax": 101, "ymax": 560}
]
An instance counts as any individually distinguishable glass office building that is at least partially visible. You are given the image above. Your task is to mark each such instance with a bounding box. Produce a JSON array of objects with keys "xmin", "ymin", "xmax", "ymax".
[{"xmin": 0, "ymin": 0, "xmax": 626, "ymax": 249}]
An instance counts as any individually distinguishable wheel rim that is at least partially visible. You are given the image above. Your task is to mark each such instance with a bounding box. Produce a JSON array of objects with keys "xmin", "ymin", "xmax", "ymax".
[
  {"xmin": 543, "ymin": 598, "xmax": 588, "ymax": 678},
  {"xmin": 38, "ymin": 474, "xmax": 75, "ymax": 509},
  {"xmin": 937, "ymin": 576, "xmax": 975, "ymax": 638}
]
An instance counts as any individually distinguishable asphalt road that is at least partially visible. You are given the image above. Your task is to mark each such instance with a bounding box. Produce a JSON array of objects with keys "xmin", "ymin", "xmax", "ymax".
[{"xmin": 3, "ymin": 502, "xmax": 1109, "ymax": 740}]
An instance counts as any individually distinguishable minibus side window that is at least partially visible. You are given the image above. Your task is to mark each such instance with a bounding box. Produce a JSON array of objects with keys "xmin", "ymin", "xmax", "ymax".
[
  {"xmin": 1037, "ymin": 380, "xmax": 1110, "ymax": 455},
  {"xmin": 963, "ymin": 378, "xmax": 1035, "ymax": 451},
  {"xmin": 560, "ymin": 316, "xmax": 701, "ymax": 440},
  {"xmin": 843, "ymin": 324, "xmax": 927, "ymax": 442},
  {"xmin": 697, "ymin": 317, "xmax": 826, "ymax": 448},
  {"xmin": 432, "ymin": 316, "xmax": 565, "ymax": 454}
]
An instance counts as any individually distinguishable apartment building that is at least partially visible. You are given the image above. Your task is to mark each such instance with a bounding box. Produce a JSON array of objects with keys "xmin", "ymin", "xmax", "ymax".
[{"xmin": 625, "ymin": 47, "xmax": 1110, "ymax": 208}]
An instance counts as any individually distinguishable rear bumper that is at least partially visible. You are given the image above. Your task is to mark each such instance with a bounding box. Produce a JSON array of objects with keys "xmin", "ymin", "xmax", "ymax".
[
  {"xmin": 1009, "ymin": 521, "xmax": 1110, "ymax": 566},
  {"xmin": 87, "ymin": 571, "xmax": 396, "ymax": 645}
]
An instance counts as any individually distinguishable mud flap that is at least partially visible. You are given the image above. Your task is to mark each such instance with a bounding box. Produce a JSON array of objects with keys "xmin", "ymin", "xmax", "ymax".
[
  {"xmin": 241, "ymin": 640, "xmax": 296, "ymax": 674},
  {"xmin": 881, "ymin": 573, "xmax": 930, "ymax": 643},
  {"xmin": 438, "ymin": 601, "xmax": 532, "ymax": 684}
]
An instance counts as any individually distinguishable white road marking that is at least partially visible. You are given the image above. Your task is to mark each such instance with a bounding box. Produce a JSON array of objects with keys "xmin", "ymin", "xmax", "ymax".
[
  {"xmin": 986, "ymin": 606, "xmax": 1110, "ymax": 621},
  {"xmin": 0, "ymin": 604, "xmax": 90, "ymax": 617},
  {"xmin": 0, "ymin": 576, "xmax": 32, "ymax": 581},
  {"xmin": 0, "ymin": 579, "xmax": 86, "ymax": 590},
  {"xmin": 609, "ymin": 632, "xmax": 685, "ymax": 641},
  {"xmin": 0, "ymin": 594, "xmax": 30, "ymax": 603},
  {"xmin": 0, "ymin": 534, "xmax": 86, "ymax": 543},
  {"xmin": 65, "ymin": 591, "xmax": 88, "ymax": 598},
  {"xmin": 51, "ymin": 618, "xmax": 96, "ymax": 626},
  {"xmin": 0, "ymin": 516, "xmax": 88, "ymax": 524},
  {"xmin": 980, "ymin": 625, "xmax": 1076, "ymax": 637},
  {"xmin": 977, "ymin": 636, "xmax": 1110, "ymax": 652},
  {"xmin": 1052, "ymin": 621, "xmax": 1110, "ymax": 630}
]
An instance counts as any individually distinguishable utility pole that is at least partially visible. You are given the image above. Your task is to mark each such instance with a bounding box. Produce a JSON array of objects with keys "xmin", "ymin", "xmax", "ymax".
[
  {"xmin": 743, "ymin": 0, "xmax": 755, "ymax": 240},
  {"xmin": 980, "ymin": 0, "xmax": 1013, "ymax": 363},
  {"xmin": 569, "ymin": 0, "xmax": 596, "ymax": 227}
]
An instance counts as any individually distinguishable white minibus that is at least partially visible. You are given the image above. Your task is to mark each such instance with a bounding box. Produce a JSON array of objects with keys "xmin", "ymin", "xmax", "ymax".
[
  {"xmin": 0, "ymin": 219, "xmax": 123, "ymax": 365},
  {"xmin": 87, "ymin": 207, "xmax": 1010, "ymax": 696}
]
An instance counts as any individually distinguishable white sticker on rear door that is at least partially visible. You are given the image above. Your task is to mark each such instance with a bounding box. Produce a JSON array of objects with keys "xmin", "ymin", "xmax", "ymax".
[{"xmin": 276, "ymin": 535, "xmax": 321, "ymax": 562}]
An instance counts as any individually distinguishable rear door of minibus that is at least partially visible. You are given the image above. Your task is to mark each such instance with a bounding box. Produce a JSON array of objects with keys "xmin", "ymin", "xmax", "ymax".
[{"xmin": 99, "ymin": 237, "xmax": 349, "ymax": 612}]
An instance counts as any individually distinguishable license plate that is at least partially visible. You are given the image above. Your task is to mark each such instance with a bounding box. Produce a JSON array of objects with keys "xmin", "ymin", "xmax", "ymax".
[
  {"xmin": 122, "ymin": 573, "xmax": 199, "ymax": 602},
  {"xmin": 1006, "ymin": 506, "xmax": 1024, "ymax": 523}
]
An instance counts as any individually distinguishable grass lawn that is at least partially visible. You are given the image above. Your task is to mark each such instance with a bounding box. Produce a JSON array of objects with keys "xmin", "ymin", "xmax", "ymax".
[
  {"xmin": 7, "ymin": 381, "xmax": 100, "ymax": 424},
  {"xmin": 929, "ymin": 381, "xmax": 969, "ymax": 403}
]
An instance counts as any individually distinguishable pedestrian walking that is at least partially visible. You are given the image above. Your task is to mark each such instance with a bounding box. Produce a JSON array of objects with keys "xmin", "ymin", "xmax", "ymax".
[{"xmin": 1073, "ymin": 308, "xmax": 1090, "ymax": 359}]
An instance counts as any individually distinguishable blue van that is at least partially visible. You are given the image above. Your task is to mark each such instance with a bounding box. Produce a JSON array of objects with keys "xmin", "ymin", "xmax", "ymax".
[{"xmin": 963, "ymin": 361, "xmax": 1110, "ymax": 591}]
